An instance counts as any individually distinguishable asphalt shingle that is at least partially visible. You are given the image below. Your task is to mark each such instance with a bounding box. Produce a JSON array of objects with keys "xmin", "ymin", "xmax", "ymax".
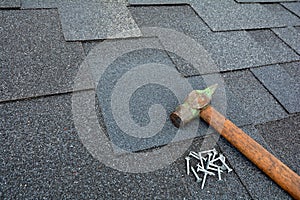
[
  {"xmin": 282, "ymin": 2, "xmax": 300, "ymax": 18},
  {"xmin": 57, "ymin": 2, "xmax": 141, "ymax": 41},
  {"xmin": 255, "ymin": 114, "xmax": 300, "ymax": 175},
  {"xmin": 0, "ymin": 9, "xmax": 90, "ymax": 102},
  {"xmin": 84, "ymin": 37, "xmax": 287, "ymax": 152},
  {"xmin": 129, "ymin": 6, "xmax": 300, "ymax": 76},
  {"xmin": 272, "ymin": 26, "xmax": 300, "ymax": 54},
  {"xmin": 1, "ymin": 1, "xmax": 299, "ymax": 199},
  {"xmin": 216, "ymin": 126, "xmax": 292, "ymax": 199},
  {"xmin": 251, "ymin": 62, "xmax": 300, "ymax": 113},
  {"xmin": 129, "ymin": 0, "xmax": 188, "ymax": 4},
  {"xmin": 221, "ymin": 70, "xmax": 288, "ymax": 126},
  {"xmin": 21, "ymin": 0, "xmax": 128, "ymax": 8},
  {"xmin": 190, "ymin": 0, "xmax": 300, "ymax": 31},
  {"xmin": 0, "ymin": 93, "xmax": 192, "ymax": 199},
  {"xmin": 0, "ymin": 0, "xmax": 20, "ymax": 8},
  {"xmin": 90, "ymin": 37, "xmax": 216, "ymax": 152}
]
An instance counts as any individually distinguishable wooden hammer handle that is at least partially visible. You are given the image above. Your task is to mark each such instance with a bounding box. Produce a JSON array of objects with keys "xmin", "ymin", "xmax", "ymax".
[{"xmin": 200, "ymin": 105, "xmax": 300, "ymax": 199}]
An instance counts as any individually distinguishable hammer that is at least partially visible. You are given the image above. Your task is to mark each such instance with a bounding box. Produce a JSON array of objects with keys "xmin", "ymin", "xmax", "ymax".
[{"xmin": 170, "ymin": 84, "xmax": 300, "ymax": 199}]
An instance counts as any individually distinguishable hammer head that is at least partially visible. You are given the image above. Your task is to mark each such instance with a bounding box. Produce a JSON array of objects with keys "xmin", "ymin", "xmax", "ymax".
[{"xmin": 170, "ymin": 84, "xmax": 218, "ymax": 128}]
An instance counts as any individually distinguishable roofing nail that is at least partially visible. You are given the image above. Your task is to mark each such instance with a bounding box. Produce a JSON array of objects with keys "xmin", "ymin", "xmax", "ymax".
[
  {"xmin": 199, "ymin": 149, "xmax": 214, "ymax": 154},
  {"xmin": 198, "ymin": 152, "xmax": 204, "ymax": 168},
  {"xmin": 185, "ymin": 157, "xmax": 191, "ymax": 175},
  {"xmin": 219, "ymin": 154, "xmax": 232, "ymax": 172},
  {"xmin": 189, "ymin": 151, "xmax": 200, "ymax": 160},
  {"xmin": 201, "ymin": 173, "xmax": 208, "ymax": 189},
  {"xmin": 197, "ymin": 164, "xmax": 215, "ymax": 176},
  {"xmin": 210, "ymin": 156, "xmax": 221, "ymax": 163},
  {"xmin": 218, "ymin": 167, "xmax": 222, "ymax": 181},
  {"xmin": 207, "ymin": 166, "xmax": 223, "ymax": 172},
  {"xmin": 212, "ymin": 148, "xmax": 218, "ymax": 160},
  {"xmin": 191, "ymin": 166, "xmax": 202, "ymax": 183},
  {"xmin": 209, "ymin": 162, "xmax": 220, "ymax": 168},
  {"xmin": 205, "ymin": 153, "xmax": 213, "ymax": 169}
]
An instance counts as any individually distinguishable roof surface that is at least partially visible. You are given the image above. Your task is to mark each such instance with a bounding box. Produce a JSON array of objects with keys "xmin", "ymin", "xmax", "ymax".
[{"xmin": 1, "ymin": 0, "xmax": 299, "ymax": 199}]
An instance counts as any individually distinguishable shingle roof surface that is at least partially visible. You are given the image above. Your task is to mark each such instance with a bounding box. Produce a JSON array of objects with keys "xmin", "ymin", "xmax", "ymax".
[{"xmin": 1, "ymin": 0, "xmax": 299, "ymax": 199}]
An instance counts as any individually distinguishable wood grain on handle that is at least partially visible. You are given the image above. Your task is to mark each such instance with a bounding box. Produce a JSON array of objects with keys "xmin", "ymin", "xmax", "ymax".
[{"xmin": 200, "ymin": 105, "xmax": 300, "ymax": 200}]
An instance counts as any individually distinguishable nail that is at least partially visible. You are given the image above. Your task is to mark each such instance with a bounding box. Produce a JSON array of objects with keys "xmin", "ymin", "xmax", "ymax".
[
  {"xmin": 209, "ymin": 163, "xmax": 220, "ymax": 168},
  {"xmin": 218, "ymin": 167, "xmax": 222, "ymax": 181},
  {"xmin": 219, "ymin": 154, "xmax": 232, "ymax": 172},
  {"xmin": 199, "ymin": 149, "xmax": 214, "ymax": 154},
  {"xmin": 212, "ymin": 148, "xmax": 218, "ymax": 160},
  {"xmin": 201, "ymin": 173, "xmax": 208, "ymax": 189},
  {"xmin": 185, "ymin": 157, "xmax": 191, "ymax": 175},
  {"xmin": 207, "ymin": 166, "xmax": 223, "ymax": 172},
  {"xmin": 205, "ymin": 153, "xmax": 213, "ymax": 169},
  {"xmin": 189, "ymin": 151, "xmax": 200, "ymax": 160},
  {"xmin": 198, "ymin": 152, "xmax": 204, "ymax": 168},
  {"xmin": 191, "ymin": 166, "xmax": 202, "ymax": 183},
  {"xmin": 197, "ymin": 164, "xmax": 215, "ymax": 176}
]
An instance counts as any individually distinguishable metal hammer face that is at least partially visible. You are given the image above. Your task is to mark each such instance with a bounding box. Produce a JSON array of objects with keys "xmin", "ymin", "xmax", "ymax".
[{"xmin": 170, "ymin": 84, "xmax": 218, "ymax": 128}]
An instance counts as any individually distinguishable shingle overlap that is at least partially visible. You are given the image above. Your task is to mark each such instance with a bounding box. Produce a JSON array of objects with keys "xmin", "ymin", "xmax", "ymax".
[
  {"xmin": 272, "ymin": 26, "xmax": 300, "ymax": 54},
  {"xmin": 130, "ymin": 6, "xmax": 300, "ymax": 76},
  {"xmin": 1, "ymin": 1, "xmax": 299, "ymax": 199},
  {"xmin": 190, "ymin": 0, "xmax": 300, "ymax": 31},
  {"xmin": 251, "ymin": 62, "xmax": 300, "ymax": 113},
  {"xmin": 282, "ymin": 2, "xmax": 300, "ymax": 18},
  {"xmin": 0, "ymin": 10, "xmax": 90, "ymax": 102}
]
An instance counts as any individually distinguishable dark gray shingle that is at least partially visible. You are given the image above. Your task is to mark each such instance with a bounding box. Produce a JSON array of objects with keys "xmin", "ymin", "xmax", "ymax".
[
  {"xmin": 190, "ymin": 0, "xmax": 300, "ymax": 31},
  {"xmin": 57, "ymin": 2, "xmax": 141, "ymax": 41},
  {"xmin": 251, "ymin": 62, "xmax": 300, "ymax": 113},
  {"xmin": 282, "ymin": 2, "xmax": 300, "ymax": 18},
  {"xmin": 272, "ymin": 26, "xmax": 300, "ymax": 54},
  {"xmin": 0, "ymin": 0, "xmax": 20, "ymax": 8},
  {"xmin": 0, "ymin": 10, "xmax": 89, "ymax": 102},
  {"xmin": 216, "ymin": 125, "xmax": 291, "ymax": 199},
  {"xmin": 130, "ymin": 6, "xmax": 300, "ymax": 76}
]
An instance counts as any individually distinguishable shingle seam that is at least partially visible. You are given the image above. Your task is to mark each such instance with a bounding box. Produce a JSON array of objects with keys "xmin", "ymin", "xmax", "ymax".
[
  {"xmin": 209, "ymin": 26, "xmax": 291, "ymax": 33},
  {"xmin": 270, "ymin": 28, "xmax": 300, "ymax": 56},
  {"xmin": 166, "ymin": 58, "xmax": 300, "ymax": 78},
  {"xmin": 280, "ymin": 3, "xmax": 300, "ymax": 19},
  {"xmin": 0, "ymin": 88, "xmax": 95, "ymax": 105},
  {"xmin": 249, "ymin": 69, "xmax": 291, "ymax": 114},
  {"xmin": 234, "ymin": 1, "xmax": 298, "ymax": 5}
]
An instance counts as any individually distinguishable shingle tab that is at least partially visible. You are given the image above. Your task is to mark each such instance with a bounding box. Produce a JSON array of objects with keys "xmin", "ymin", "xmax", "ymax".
[
  {"xmin": 129, "ymin": 6, "xmax": 300, "ymax": 76},
  {"xmin": 0, "ymin": 0, "xmax": 20, "ymax": 8},
  {"xmin": 190, "ymin": 0, "xmax": 300, "ymax": 31},
  {"xmin": 272, "ymin": 26, "xmax": 300, "ymax": 54},
  {"xmin": 255, "ymin": 114, "xmax": 300, "ymax": 175},
  {"xmin": 221, "ymin": 70, "xmax": 288, "ymax": 126},
  {"xmin": 57, "ymin": 2, "xmax": 141, "ymax": 41},
  {"xmin": 0, "ymin": 10, "xmax": 91, "ymax": 102},
  {"xmin": 251, "ymin": 63, "xmax": 300, "ymax": 113},
  {"xmin": 282, "ymin": 2, "xmax": 300, "ymax": 18}
]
